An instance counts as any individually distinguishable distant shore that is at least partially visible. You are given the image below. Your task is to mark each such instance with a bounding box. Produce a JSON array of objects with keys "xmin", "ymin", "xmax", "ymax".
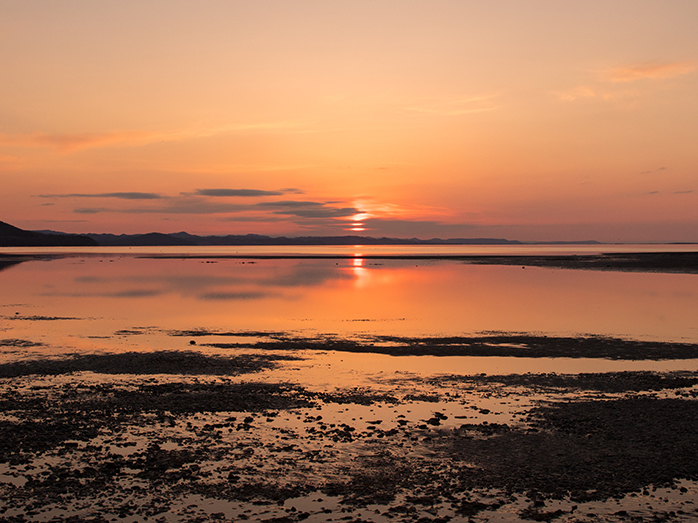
[{"xmin": 3, "ymin": 250, "xmax": 698, "ymax": 274}]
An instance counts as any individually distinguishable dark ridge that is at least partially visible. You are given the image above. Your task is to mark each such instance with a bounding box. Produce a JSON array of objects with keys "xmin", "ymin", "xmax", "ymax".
[
  {"xmin": 0, "ymin": 220, "xmax": 97, "ymax": 247},
  {"xmin": 85, "ymin": 232, "xmax": 523, "ymax": 246},
  {"xmin": 85, "ymin": 232, "xmax": 199, "ymax": 246}
]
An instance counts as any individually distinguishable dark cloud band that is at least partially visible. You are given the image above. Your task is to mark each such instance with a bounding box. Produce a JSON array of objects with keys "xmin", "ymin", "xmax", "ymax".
[
  {"xmin": 195, "ymin": 189, "xmax": 284, "ymax": 197},
  {"xmin": 39, "ymin": 192, "xmax": 163, "ymax": 200}
]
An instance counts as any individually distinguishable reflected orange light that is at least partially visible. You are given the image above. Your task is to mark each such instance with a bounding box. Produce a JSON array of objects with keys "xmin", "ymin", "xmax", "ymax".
[{"xmin": 350, "ymin": 256, "xmax": 370, "ymax": 287}]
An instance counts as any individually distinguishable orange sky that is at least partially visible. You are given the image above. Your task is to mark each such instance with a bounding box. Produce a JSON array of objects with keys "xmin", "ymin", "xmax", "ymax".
[{"xmin": 1, "ymin": 1, "xmax": 697, "ymax": 242}]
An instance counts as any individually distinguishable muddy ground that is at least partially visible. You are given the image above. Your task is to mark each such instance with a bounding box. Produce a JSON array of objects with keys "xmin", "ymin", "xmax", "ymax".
[{"xmin": 2, "ymin": 346, "xmax": 698, "ymax": 522}]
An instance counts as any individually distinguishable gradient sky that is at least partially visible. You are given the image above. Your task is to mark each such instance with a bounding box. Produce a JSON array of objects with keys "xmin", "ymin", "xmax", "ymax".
[{"xmin": 2, "ymin": 1, "xmax": 697, "ymax": 242}]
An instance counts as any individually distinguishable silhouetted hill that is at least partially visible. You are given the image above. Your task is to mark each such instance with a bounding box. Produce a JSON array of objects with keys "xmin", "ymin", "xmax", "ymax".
[
  {"xmin": 86, "ymin": 232, "xmax": 198, "ymax": 246},
  {"xmin": 0, "ymin": 221, "xmax": 98, "ymax": 247},
  {"xmin": 1, "ymin": 220, "xmax": 603, "ymax": 247}
]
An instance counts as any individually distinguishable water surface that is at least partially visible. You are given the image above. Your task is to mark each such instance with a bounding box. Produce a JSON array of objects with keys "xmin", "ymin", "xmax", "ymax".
[{"xmin": 2, "ymin": 250, "xmax": 698, "ymax": 358}]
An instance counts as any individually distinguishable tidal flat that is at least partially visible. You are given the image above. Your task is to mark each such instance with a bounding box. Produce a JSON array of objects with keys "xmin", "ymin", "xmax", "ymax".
[
  {"xmin": 3, "ymin": 344, "xmax": 698, "ymax": 522},
  {"xmin": 2, "ymin": 250, "xmax": 698, "ymax": 521}
]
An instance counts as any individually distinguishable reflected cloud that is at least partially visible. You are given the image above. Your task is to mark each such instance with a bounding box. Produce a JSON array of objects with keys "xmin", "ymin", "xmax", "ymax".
[
  {"xmin": 263, "ymin": 265, "xmax": 353, "ymax": 287},
  {"xmin": 68, "ymin": 260, "xmax": 356, "ymax": 301}
]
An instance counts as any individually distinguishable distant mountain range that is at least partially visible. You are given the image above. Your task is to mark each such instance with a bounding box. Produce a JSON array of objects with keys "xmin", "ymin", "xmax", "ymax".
[
  {"xmin": 1, "ymin": 220, "xmax": 601, "ymax": 247},
  {"xmin": 0, "ymin": 220, "xmax": 97, "ymax": 247}
]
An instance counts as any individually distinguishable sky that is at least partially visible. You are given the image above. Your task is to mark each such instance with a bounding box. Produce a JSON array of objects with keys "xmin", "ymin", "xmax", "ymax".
[{"xmin": 1, "ymin": 1, "xmax": 697, "ymax": 242}]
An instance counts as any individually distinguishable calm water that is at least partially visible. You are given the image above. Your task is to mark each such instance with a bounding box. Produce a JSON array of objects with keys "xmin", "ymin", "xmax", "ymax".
[{"xmin": 2, "ymin": 247, "xmax": 698, "ymax": 346}]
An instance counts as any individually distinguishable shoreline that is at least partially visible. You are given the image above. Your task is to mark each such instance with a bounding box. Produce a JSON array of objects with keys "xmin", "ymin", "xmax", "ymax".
[{"xmin": 2, "ymin": 250, "xmax": 698, "ymax": 274}]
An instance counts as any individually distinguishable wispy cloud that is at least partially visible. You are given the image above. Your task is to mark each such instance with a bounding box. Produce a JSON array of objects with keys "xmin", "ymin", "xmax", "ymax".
[
  {"xmin": 554, "ymin": 61, "xmax": 696, "ymax": 103},
  {"xmin": 552, "ymin": 86, "xmax": 599, "ymax": 102},
  {"xmin": 674, "ymin": 190, "xmax": 693, "ymax": 195},
  {"xmin": 0, "ymin": 121, "xmax": 304, "ymax": 153},
  {"xmin": 607, "ymin": 61, "xmax": 696, "ymax": 83},
  {"xmin": 0, "ymin": 131, "xmax": 154, "ymax": 152},
  {"xmin": 404, "ymin": 94, "xmax": 500, "ymax": 116},
  {"xmin": 639, "ymin": 167, "xmax": 667, "ymax": 175}
]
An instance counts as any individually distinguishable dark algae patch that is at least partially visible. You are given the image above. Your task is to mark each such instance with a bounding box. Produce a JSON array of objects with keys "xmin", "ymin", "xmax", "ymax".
[
  {"xmin": 434, "ymin": 398, "xmax": 698, "ymax": 501},
  {"xmin": 3, "ymin": 365, "xmax": 698, "ymax": 521},
  {"xmin": 428, "ymin": 370, "xmax": 698, "ymax": 393},
  {"xmin": 197, "ymin": 331, "xmax": 698, "ymax": 360}
]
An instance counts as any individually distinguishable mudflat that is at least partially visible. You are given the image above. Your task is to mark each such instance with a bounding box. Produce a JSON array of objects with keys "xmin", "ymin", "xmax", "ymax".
[{"xmin": 2, "ymin": 338, "xmax": 698, "ymax": 522}]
